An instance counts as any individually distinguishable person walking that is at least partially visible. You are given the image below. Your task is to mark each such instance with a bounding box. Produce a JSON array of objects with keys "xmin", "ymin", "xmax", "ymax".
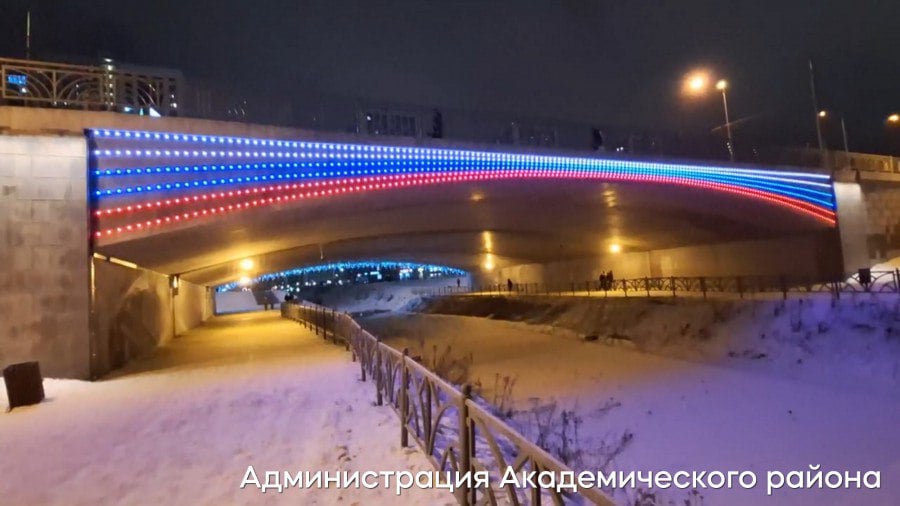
[{"xmin": 507, "ymin": 278, "xmax": 514, "ymax": 293}]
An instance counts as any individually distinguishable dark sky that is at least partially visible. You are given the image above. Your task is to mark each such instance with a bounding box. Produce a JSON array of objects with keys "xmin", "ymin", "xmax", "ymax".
[{"xmin": 2, "ymin": 0, "xmax": 898, "ymax": 152}]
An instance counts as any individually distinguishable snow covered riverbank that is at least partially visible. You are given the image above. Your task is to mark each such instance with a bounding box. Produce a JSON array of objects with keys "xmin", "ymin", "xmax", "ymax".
[
  {"xmin": 361, "ymin": 295, "xmax": 900, "ymax": 505},
  {"xmin": 0, "ymin": 312, "xmax": 453, "ymax": 506}
]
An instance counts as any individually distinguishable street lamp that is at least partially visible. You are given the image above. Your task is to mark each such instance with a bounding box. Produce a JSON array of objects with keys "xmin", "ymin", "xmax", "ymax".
[
  {"xmin": 715, "ymin": 80, "xmax": 734, "ymax": 161},
  {"xmin": 888, "ymin": 114, "xmax": 900, "ymax": 125},
  {"xmin": 682, "ymin": 70, "xmax": 735, "ymax": 162},
  {"xmin": 684, "ymin": 71, "xmax": 710, "ymax": 96},
  {"xmin": 817, "ymin": 110, "xmax": 850, "ymax": 154}
]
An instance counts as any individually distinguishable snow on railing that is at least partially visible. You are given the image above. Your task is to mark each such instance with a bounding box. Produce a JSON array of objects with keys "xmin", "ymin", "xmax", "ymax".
[{"xmin": 281, "ymin": 301, "xmax": 614, "ymax": 505}]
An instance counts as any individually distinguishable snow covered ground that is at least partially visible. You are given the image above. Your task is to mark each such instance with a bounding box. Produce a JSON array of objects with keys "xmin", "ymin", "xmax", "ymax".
[
  {"xmin": 361, "ymin": 295, "xmax": 900, "ymax": 505},
  {"xmin": 0, "ymin": 311, "xmax": 454, "ymax": 506}
]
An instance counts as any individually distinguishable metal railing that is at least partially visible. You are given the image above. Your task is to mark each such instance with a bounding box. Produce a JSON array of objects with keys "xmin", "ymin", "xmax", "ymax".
[
  {"xmin": 282, "ymin": 301, "xmax": 614, "ymax": 505},
  {"xmin": 1, "ymin": 57, "xmax": 180, "ymax": 115},
  {"xmin": 413, "ymin": 271, "xmax": 900, "ymax": 300}
]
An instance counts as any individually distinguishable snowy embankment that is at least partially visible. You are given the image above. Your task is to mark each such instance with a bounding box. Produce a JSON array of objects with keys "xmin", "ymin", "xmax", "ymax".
[
  {"xmin": 360, "ymin": 294, "xmax": 900, "ymax": 505},
  {"xmin": 0, "ymin": 312, "xmax": 454, "ymax": 506}
]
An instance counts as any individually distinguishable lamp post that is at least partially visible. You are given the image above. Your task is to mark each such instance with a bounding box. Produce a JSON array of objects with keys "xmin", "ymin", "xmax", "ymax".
[
  {"xmin": 716, "ymin": 80, "xmax": 734, "ymax": 161},
  {"xmin": 818, "ymin": 110, "xmax": 850, "ymax": 154},
  {"xmin": 683, "ymin": 70, "xmax": 735, "ymax": 162}
]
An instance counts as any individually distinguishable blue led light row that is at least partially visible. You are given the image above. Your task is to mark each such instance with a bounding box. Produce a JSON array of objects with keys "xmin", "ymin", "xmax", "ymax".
[
  {"xmin": 90, "ymin": 128, "xmax": 830, "ymax": 179},
  {"xmin": 92, "ymin": 159, "xmax": 834, "ymax": 207},
  {"xmin": 216, "ymin": 260, "xmax": 468, "ymax": 291}
]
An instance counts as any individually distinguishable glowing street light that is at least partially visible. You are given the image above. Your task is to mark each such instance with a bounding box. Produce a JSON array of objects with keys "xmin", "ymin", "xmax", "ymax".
[
  {"xmin": 683, "ymin": 70, "xmax": 734, "ymax": 161},
  {"xmin": 818, "ymin": 109, "xmax": 850, "ymax": 154},
  {"xmin": 684, "ymin": 71, "xmax": 710, "ymax": 96},
  {"xmin": 609, "ymin": 243, "xmax": 622, "ymax": 254},
  {"xmin": 239, "ymin": 258, "xmax": 254, "ymax": 271},
  {"xmin": 715, "ymin": 79, "xmax": 734, "ymax": 162},
  {"xmin": 888, "ymin": 114, "xmax": 900, "ymax": 124}
]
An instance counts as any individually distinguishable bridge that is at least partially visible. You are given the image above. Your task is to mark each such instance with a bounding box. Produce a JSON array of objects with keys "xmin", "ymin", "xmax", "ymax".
[{"xmin": 0, "ymin": 106, "xmax": 876, "ymax": 379}]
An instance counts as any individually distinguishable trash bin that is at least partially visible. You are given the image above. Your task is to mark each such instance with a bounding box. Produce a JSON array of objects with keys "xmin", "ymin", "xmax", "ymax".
[{"xmin": 3, "ymin": 361, "xmax": 44, "ymax": 410}]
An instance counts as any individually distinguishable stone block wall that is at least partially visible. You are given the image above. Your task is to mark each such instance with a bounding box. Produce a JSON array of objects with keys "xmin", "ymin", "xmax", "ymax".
[{"xmin": 0, "ymin": 135, "xmax": 90, "ymax": 378}]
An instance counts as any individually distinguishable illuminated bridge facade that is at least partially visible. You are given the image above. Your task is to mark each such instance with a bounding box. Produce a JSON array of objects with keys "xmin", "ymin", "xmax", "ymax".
[{"xmin": 0, "ymin": 108, "xmax": 857, "ymax": 378}]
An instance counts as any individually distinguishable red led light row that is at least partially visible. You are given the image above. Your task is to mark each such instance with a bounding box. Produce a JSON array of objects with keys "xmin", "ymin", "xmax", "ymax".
[{"xmin": 94, "ymin": 170, "xmax": 836, "ymax": 238}]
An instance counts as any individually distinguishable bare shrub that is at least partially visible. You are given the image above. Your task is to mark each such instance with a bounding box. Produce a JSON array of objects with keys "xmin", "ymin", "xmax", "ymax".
[
  {"xmin": 627, "ymin": 488, "xmax": 705, "ymax": 506},
  {"xmin": 491, "ymin": 373, "xmax": 518, "ymax": 418},
  {"xmin": 512, "ymin": 398, "xmax": 633, "ymax": 471},
  {"xmin": 422, "ymin": 344, "xmax": 473, "ymax": 385}
]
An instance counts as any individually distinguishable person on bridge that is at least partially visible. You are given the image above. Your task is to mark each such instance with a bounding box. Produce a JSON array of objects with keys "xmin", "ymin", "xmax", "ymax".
[
  {"xmin": 456, "ymin": 278, "xmax": 461, "ymax": 289},
  {"xmin": 507, "ymin": 278, "xmax": 514, "ymax": 293},
  {"xmin": 606, "ymin": 271, "xmax": 615, "ymax": 291}
]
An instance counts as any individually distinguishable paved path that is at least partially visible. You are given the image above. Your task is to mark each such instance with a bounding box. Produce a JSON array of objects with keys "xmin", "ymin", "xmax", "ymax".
[{"xmin": 0, "ymin": 311, "xmax": 453, "ymax": 505}]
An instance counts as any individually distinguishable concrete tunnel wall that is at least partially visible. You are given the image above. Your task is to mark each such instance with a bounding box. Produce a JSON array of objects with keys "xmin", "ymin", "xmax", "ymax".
[{"xmin": 91, "ymin": 258, "xmax": 213, "ymax": 378}]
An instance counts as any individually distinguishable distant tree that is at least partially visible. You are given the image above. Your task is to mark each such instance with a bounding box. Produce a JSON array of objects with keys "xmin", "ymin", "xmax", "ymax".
[
  {"xmin": 591, "ymin": 127, "xmax": 604, "ymax": 151},
  {"xmin": 431, "ymin": 109, "xmax": 444, "ymax": 139}
]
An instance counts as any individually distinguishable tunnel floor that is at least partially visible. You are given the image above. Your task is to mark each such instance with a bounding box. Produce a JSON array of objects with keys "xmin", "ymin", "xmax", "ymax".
[{"xmin": 0, "ymin": 311, "xmax": 452, "ymax": 505}]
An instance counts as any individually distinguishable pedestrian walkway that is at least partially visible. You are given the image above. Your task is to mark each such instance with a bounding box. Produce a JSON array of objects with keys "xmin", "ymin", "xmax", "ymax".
[{"xmin": 0, "ymin": 311, "xmax": 453, "ymax": 505}]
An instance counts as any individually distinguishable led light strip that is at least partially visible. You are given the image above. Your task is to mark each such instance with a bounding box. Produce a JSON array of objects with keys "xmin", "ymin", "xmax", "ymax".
[
  {"xmin": 92, "ymin": 163, "xmax": 836, "ymax": 207},
  {"xmin": 93, "ymin": 168, "xmax": 834, "ymax": 222},
  {"xmin": 92, "ymin": 154, "xmax": 834, "ymax": 205},
  {"xmin": 88, "ymin": 129, "xmax": 837, "ymax": 237},
  {"xmin": 216, "ymin": 260, "xmax": 468, "ymax": 292},
  {"xmin": 89, "ymin": 128, "xmax": 833, "ymax": 180},
  {"xmin": 94, "ymin": 169, "xmax": 835, "ymax": 237}
]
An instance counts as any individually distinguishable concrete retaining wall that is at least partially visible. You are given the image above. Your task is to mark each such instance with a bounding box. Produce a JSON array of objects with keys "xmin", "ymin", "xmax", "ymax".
[
  {"xmin": 0, "ymin": 135, "xmax": 90, "ymax": 379},
  {"xmin": 495, "ymin": 232, "xmax": 842, "ymax": 285}
]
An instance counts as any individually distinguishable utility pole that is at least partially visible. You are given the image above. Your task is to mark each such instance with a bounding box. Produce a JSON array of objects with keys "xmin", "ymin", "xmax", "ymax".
[
  {"xmin": 840, "ymin": 117, "xmax": 850, "ymax": 154},
  {"xmin": 25, "ymin": 11, "xmax": 32, "ymax": 59},
  {"xmin": 808, "ymin": 58, "xmax": 828, "ymax": 169}
]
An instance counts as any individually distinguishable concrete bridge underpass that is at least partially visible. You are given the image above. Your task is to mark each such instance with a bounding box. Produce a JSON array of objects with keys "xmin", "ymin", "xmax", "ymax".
[{"xmin": 0, "ymin": 108, "xmax": 869, "ymax": 379}]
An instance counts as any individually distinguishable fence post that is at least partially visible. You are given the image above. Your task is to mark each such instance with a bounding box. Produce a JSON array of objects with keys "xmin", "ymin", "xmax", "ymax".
[
  {"xmin": 423, "ymin": 382, "xmax": 432, "ymax": 451},
  {"xmin": 331, "ymin": 309, "xmax": 337, "ymax": 343},
  {"xmin": 400, "ymin": 348, "xmax": 410, "ymax": 448},
  {"xmin": 622, "ymin": 279, "xmax": 628, "ymax": 297},
  {"xmin": 700, "ymin": 277, "xmax": 707, "ymax": 300},
  {"xmin": 644, "ymin": 277, "xmax": 650, "ymax": 297},
  {"xmin": 375, "ymin": 344, "xmax": 384, "ymax": 406},
  {"xmin": 670, "ymin": 276, "xmax": 676, "ymax": 297},
  {"xmin": 458, "ymin": 384, "xmax": 472, "ymax": 505}
]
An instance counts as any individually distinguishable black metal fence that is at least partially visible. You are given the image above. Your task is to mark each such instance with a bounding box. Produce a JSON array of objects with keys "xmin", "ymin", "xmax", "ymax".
[
  {"xmin": 282, "ymin": 301, "xmax": 614, "ymax": 505},
  {"xmin": 416, "ymin": 270, "xmax": 900, "ymax": 301}
]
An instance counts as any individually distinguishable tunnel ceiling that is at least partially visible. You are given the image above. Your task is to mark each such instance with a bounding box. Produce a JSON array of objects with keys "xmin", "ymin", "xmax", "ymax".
[{"xmin": 88, "ymin": 128, "xmax": 835, "ymax": 286}]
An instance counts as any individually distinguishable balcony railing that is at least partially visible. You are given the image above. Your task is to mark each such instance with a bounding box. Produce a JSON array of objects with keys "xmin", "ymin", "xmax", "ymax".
[{"xmin": 1, "ymin": 57, "xmax": 180, "ymax": 116}]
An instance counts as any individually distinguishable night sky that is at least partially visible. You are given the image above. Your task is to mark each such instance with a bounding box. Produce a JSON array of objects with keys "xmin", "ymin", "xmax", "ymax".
[{"xmin": 1, "ymin": 0, "xmax": 897, "ymax": 153}]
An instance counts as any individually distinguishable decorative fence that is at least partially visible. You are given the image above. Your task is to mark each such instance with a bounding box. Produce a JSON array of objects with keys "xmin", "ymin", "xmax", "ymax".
[
  {"xmin": 1, "ymin": 57, "xmax": 181, "ymax": 115},
  {"xmin": 415, "ymin": 270, "xmax": 900, "ymax": 300},
  {"xmin": 282, "ymin": 301, "xmax": 614, "ymax": 506}
]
